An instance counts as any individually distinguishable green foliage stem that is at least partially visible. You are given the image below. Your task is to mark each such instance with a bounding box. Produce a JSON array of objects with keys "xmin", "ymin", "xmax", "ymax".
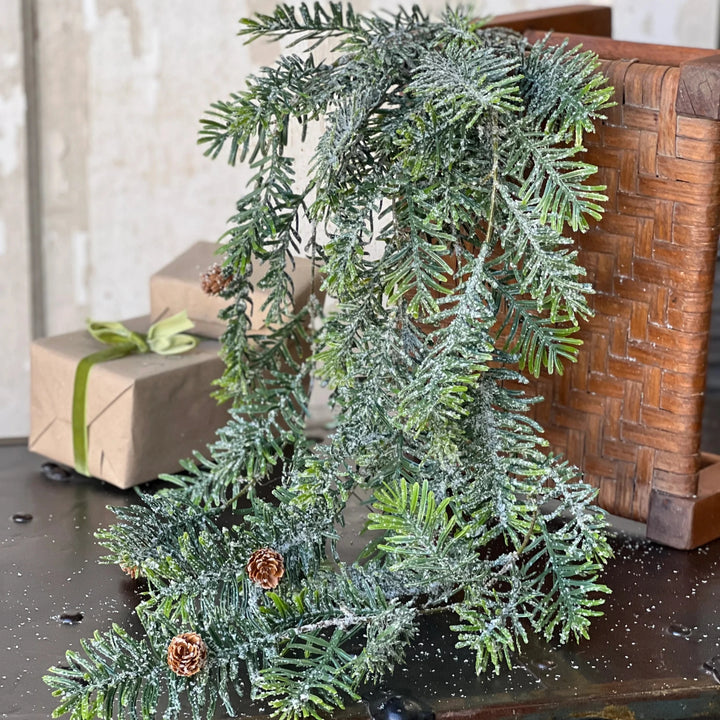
[{"xmin": 46, "ymin": 4, "xmax": 615, "ymax": 720}]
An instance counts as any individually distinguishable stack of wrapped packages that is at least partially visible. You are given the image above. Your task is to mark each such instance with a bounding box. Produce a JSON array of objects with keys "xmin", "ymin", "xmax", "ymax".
[{"xmin": 29, "ymin": 242, "xmax": 318, "ymax": 489}]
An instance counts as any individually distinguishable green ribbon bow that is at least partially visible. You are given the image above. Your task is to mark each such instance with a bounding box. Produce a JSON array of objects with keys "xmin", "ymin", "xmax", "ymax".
[{"xmin": 72, "ymin": 312, "xmax": 199, "ymax": 476}]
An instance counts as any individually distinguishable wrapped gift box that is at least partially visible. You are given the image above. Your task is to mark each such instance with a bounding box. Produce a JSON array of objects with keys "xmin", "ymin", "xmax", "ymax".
[
  {"xmin": 150, "ymin": 241, "xmax": 321, "ymax": 339},
  {"xmin": 28, "ymin": 316, "xmax": 228, "ymax": 489}
]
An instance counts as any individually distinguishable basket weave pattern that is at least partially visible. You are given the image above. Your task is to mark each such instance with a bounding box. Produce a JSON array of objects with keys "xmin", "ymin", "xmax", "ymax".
[{"xmin": 524, "ymin": 59, "xmax": 720, "ymax": 522}]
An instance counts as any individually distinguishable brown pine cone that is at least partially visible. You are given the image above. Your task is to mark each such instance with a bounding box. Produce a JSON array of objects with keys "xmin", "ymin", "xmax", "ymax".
[
  {"xmin": 166, "ymin": 632, "xmax": 208, "ymax": 677},
  {"xmin": 200, "ymin": 263, "xmax": 232, "ymax": 296},
  {"xmin": 120, "ymin": 565, "xmax": 139, "ymax": 579},
  {"xmin": 246, "ymin": 548, "xmax": 285, "ymax": 590}
]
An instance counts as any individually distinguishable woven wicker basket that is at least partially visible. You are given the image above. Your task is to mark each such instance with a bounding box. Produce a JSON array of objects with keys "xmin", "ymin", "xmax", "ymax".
[{"xmin": 502, "ymin": 26, "xmax": 720, "ymax": 549}]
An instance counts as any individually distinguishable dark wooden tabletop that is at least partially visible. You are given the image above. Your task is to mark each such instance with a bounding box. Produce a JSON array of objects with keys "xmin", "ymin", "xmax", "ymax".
[
  {"xmin": 3, "ymin": 436, "xmax": 720, "ymax": 720},
  {"xmin": 702, "ymin": 259, "xmax": 720, "ymax": 453}
]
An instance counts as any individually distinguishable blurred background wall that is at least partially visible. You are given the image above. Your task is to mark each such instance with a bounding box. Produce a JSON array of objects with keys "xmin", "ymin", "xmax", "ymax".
[{"xmin": 2, "ymin": 0, "xmax": 719, "ymax": 437}]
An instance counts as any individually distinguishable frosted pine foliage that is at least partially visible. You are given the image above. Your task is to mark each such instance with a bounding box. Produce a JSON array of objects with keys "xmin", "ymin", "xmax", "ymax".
[{"xmin": 45, "ymin": 5, "xmax": 614, "ymax": 720}]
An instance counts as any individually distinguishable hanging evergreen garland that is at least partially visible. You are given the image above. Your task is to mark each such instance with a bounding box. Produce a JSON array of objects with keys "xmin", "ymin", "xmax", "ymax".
[{"xmin": 45, "ymin": 4, "xmax": 614, "ymax": 720}]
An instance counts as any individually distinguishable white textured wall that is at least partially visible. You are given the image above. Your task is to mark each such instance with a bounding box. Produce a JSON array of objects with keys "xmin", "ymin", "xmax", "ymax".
[
  {"xmin": 38, "ymin": 0, "xmax": 252, "ymax": 332},
  {"xmin": 613, "ymin": 0, "xmax": 719, "ymax": 48},
  {"xmin": 0, "ymin": 2, "xmax": 31, "ymax": 438},
  {"xmin": 1, "ymin": 0, "xmax": 718, "ymax": 436}
]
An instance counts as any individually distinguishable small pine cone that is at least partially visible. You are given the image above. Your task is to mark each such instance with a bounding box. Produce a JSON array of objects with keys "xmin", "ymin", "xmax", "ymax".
[
  {"xmin": 246, "ymin": 548, "xmax": 285, "ymax": 590},
  {"xmin": 166, "ymin": 632, "xmax": 208, "ymax": 677},
  {"xmin": 120, "ymin": 565, "xmax": 139, "ymax": 579},
  {"xmin": 200, "ymin": 263, "xmax": 232, "ymax": 296}
]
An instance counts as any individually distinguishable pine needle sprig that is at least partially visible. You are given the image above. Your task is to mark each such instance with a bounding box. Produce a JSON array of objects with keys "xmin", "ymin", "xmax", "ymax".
[
  {"xmin": 520, "ymin": 37, "xmax": 614, "ymax": 145},
  {"xmin": 238, "ymin": 2, "xmax": 366, "ymax": 47},
  {"xmin": 95, "ymin": 493, "xmax": 225, "ymax": 581},
  {"xmin": 45, "ymin": 624, "xmax": 173, "ymax": 720},
  {"xmin": 47, "ymin": 5, "xmax": 616, "ymax": 719},
  {"xmin": 198, "ymin": 54, "xmax": 336, "ymax": 165},
  {"xmin": 407, "ymin": 44, "xmax": 524, "ymax": 121},
  {"xmin": 503, "ymin": 126, "xmax": 607, "ymax": 233}
]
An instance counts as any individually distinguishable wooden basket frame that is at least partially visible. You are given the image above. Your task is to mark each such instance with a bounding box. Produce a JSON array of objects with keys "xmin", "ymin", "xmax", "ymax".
[{"xmin": 488, "ymin": 8, "xmax": 720, "ymax": 549}]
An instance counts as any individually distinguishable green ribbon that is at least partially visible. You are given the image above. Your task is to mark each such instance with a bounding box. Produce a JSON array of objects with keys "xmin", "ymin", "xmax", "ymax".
[{"xmin": 72, "ymin": 312, "xmax": 199, "ymax": 476}]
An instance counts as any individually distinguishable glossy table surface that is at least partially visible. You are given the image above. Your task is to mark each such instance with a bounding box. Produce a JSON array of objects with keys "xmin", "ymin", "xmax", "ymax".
[{"xmin": 3, "ymin": 438, "xmax": 720, "ymax": 720}]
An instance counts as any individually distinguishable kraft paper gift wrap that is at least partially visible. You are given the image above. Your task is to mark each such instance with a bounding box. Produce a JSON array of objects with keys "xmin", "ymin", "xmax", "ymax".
[
  {"xmin": 150, "ymin": 241, "xmax": 322, "ymax": 339},
  {"xmin": 28, "ymin": 316, "xmax": 228, "ymax": 489}
]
